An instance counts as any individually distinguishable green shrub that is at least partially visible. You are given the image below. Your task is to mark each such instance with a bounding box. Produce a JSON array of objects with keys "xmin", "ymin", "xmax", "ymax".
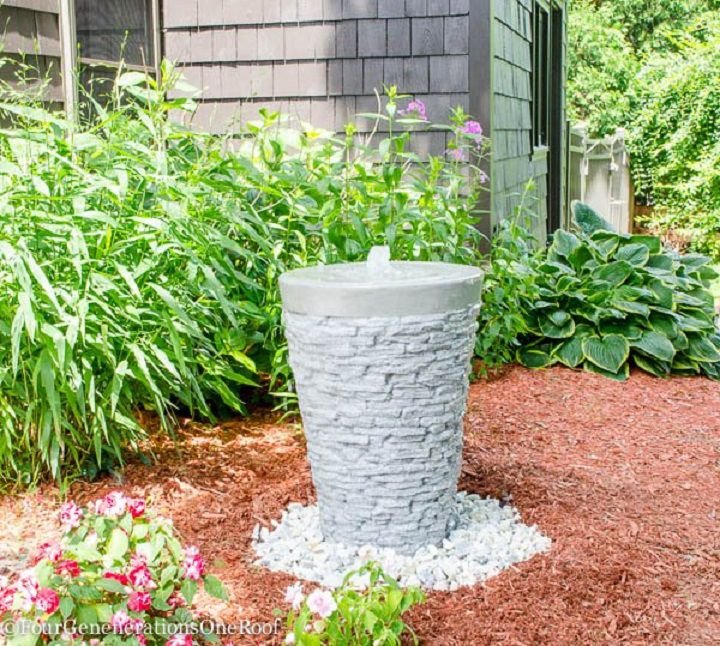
[
  {"xmin": 518, "ymin": 206, "xmax": 720, "ymax": 380},
  {"xmin": 474, "ymin": 186, "xmax": 542, "ymax": 371},
  {"xmin": 0, "ymin": 67, "xmax": 488, "ymax": 486}
]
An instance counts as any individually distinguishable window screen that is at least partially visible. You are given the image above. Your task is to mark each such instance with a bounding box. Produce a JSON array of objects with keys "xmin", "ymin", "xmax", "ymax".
[
  {"xmin": 76, "ymin": 0, "xmax": 154, "ymax": 67},
  {"xmin": 532, "ymin": 3, "xmax": 550, "ymax": 148}
]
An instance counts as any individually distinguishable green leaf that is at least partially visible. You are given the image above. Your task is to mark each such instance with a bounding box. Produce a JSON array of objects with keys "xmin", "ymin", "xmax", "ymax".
[
  {"xmin": 686, "ymin": 335, "xmax": 720, "ymax": 363},
  {"xmin": 582, "ymin": 335, "xmax": 629, "ymax": 374},
  {"xmin": 573, "ymin": 202, "xmax": 615, "ymax": 234},
  {"xmin": 517, "ymin": 347, "xmax": 555, "ymax": 369},
  {"xmin": 631, "ymin": 331, "xmax": 676, "ymax": 362},
  {"xmin": 181, "ymin": 578, "xmax": 198, "ymax": 605},
  {"xmin": 584, "ymin": 359, "xmax": 630, "ymax": 381},
  {"xmin": 106, "ymin": 528, "xmax": 129, "ymax": 562},
  {"xmin": 593, "ymin": 261, "xmax": 633, "ymax": 286},
  {"xmin": 539, "ymin": 312, "xmax": 575, "ymax": 339},
  {"xmin": 95, "ymin": 578, "xmax": 127, "ymax": 594},
  {"xmin": 615, "ymin": 243, "xmax": 650, "ymax": 267},
  {"xmin": 203, "ymin": 574, "xmax": 228, "ymax": 601},
  {"xmin": 628, "ymin": 234, "xmax": 661, "ymax": 254},
  {"xmin": 634, "ymin": 354, "xmax": 670, "ymax": 377},
  {"xmin": 552, "ymin": 229, "xmax": 582, "ymax": 258},
  {"xmin": 554, "ymin": 337, "xmax": 584, "ymax": 368}
]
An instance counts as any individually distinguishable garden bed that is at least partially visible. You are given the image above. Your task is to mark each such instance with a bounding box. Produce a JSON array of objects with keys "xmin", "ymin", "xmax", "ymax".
[{"xmin": 1, "ymin": 366, "xmax": 719, "ymax": 644}]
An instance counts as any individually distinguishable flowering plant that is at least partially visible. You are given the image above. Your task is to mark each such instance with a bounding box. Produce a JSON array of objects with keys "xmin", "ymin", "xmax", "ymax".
[
  {"xmin": 0, "ymin": 492, "xmax": 227, "ymax": 645},
  {"xmin": 281, "ymin": 563, "xmax": 424, "ymax": 645}
]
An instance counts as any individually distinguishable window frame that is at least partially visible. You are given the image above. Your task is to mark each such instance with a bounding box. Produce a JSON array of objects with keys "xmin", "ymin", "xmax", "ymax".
[
  {"xmin": 59, "ymin": 0, "xmax": 161, "ymax": 117},
  {"xmin": 531, "ymin": 0, "xmax": 551, "ymax": 151}
]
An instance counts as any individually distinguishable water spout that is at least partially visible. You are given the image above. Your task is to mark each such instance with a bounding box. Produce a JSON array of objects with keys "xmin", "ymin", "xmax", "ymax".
[{"xmin": 366, "ymin": 246, "xmax": 392, "ymax": 275}]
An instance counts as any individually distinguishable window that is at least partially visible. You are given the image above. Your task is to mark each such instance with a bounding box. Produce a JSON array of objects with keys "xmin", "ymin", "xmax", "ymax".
[
  {"xmin": 76, "ymin": 0, "xmax": 157, "ymax": 68},
  {"xmin": 532, "ymin": 2, "xmax": 550, "ymax": 148},
  {"xmin": 66, "ymin": 0, "xmax": 160, "ymax": 110}
]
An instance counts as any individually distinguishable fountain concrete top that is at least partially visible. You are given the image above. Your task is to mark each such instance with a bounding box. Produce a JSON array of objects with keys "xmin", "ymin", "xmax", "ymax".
[{"xmin": 280, "ymin": 246, "xmax": 483, "ymax": 318}]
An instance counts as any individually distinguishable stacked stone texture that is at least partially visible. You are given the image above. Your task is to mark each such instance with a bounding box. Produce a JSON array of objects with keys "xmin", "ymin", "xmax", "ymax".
[{"xmin": 284, "ymin": 303, "xmax": 480, "ymax": 554}]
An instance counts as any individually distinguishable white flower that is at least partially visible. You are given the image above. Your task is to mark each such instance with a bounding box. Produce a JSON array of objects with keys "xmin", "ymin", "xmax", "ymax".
[
  {"xmin": 284, "ymin": 635, "xmax": 296, "ymax": 644},
  {"xmin": 284, "ymin": 582, "xmax": 304, "ymax": 610},
  {"xmin": 306, "ymin": 589, "xmax": 337, "ymax": 619}
]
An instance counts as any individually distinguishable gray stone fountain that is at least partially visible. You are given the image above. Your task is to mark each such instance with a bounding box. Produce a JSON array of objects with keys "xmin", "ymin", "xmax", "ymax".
[{"xmin": 280, "ymin": 247, "xmax": 483, "ymax": 554}]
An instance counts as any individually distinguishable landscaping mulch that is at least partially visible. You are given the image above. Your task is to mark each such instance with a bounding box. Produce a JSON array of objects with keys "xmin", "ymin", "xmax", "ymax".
[{"xmin": 1, "ymin": 366, "xmax": 719, "ymax": 645}]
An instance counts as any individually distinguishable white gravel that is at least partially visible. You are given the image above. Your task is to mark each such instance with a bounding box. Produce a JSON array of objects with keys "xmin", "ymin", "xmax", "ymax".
[{"xmin": 252, "ymin": 492, "xmax": 551, "ymax": 591}]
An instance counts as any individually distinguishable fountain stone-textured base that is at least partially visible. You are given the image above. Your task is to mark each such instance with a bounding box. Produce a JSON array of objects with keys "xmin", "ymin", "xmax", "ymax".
[{"xmin": 252, "ymin": 493, "xmax": 551, "ymax": 591}]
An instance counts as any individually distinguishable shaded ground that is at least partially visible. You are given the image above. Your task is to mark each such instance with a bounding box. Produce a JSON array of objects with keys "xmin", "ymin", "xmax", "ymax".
[{"xmin": 1, "ymin": 366, "xmax": 719, "ymax": 644}]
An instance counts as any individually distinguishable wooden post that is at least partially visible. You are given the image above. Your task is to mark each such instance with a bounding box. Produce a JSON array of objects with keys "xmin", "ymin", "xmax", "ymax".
[{"xmin": 58, "ymin": 0, "xmax": 76, "ymax": 121}]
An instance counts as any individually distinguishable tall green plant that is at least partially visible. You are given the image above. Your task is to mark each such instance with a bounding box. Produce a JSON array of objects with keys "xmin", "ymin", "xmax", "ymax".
[{"xmin": 0, "ymin": 65, "xmax": 489, "ymax": 486}]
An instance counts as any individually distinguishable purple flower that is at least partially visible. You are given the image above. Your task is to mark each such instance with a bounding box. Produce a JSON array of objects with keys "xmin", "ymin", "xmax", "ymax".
[
  {"xmin": 461, "ymin": 120, "xmax": 483, "ymax": 137},
  {"xmin": 400, "ymin": 99, "xmax": 427, "ymax": 121},
  {"xmin": 447, "ymin": 148, "xmax": 467, "ymax": 162}
]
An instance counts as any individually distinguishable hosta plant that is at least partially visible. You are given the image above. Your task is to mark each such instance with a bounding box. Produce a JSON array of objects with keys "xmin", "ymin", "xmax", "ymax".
[
  {"xmin": 0, "ymin": 492, "xmax": 227, "ymax": 645},
  {"xmin": 281, "ymin": 563, "xmax": 424, "ymax": 645},
  {"xmin": 518, "ymin": 204, "xmax": 720, "ymax": 380}
]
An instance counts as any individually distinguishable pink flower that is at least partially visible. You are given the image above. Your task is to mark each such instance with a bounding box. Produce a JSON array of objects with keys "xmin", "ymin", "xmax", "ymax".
[
  {"xmin": 137, "ymin": 635, "xmax": 148, "ymax": 646},
  {"xmin": 59, "ymin": 502, "xmax": 83, "ymax": 531},
  {"xmin": 110, "ymin": 610, "xmax": 131, "ymax": 633},
  {"xmin": 18, "ymin": 571, "xmax": 39, "ymax": 602},
  {"xmin": 33, "ymin": 542, "xmax": 63, "ymax": 564},
  {"xmin": 181, "ymin": 546, "xmax": 205, "ymax": 581},
  {"xmin": 128, "ymin": 499, "xmax": 146, "ymax": 519},
  {"xmin": 461, "ymin": 120, "xmax": 483, "ymax": 137},
  {"xmin": 128, "ymin": 564, "xmax": 155, "ymax": 590},
  {"xmin": 306, "ymin": 589, "xmax": 337, "ymax": 619},
  {"xmin": 128, "ymin": 618, "xmax": 145, "ymax": 635},
  {"xmin": 0, "ymin": 586, "xmax": 16, "ymax": 614},
  {"xmin": 103, "ymin": 571, "xmax": 130, "ymax": 586},
  {"xmin": 96, "ymin": 492, "xmax": 128, "ymax": 517},
  {"xmin": 55, "ymin": 560, "xmax": 81, "ymax": 578},
  {"xmin": 284, "ymin": 583, "xmax": 304, "ymax": 610},
  {"xmin": 128, "ymin": 591, "xmax": 152, "ymax": 613},
  {"xmin": 35, "ymin": 588, "xmax": 60, "ymax": 615},
  {"xmin": 168, "ymin": 592, "xmax": 185, "ymax": 609},
  {"xmin": 166, "ymin": 635, "xmax": 193, "ymax": 646},
  {"xmin": 400, "ymin": 99, "xmax": 427, "ymax": 121}
]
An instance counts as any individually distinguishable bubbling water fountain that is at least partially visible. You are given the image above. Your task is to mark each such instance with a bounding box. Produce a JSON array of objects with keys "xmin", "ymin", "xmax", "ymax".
[{"xmin": 279, "ymin": 247, "xmax": 483, "ymax": 554}]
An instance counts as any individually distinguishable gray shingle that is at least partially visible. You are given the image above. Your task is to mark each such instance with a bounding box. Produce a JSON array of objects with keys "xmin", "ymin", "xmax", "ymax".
[
  {"xmin": 358, "ymin": 19, "xmax": 386, "ymax": 57},
  {"xmin": 404, "ymin": 0, "xmax": 427, "ymax": 17},
  {"xmin": 343, "ymin": 0, "xmax": 379, "ymax": 19},
  {"xmin": 237, "ymin": 28, "xmax": 258, "ymax": 60},
  {"xmin": 164, "ymin": 0, "xmax": 198, "ymax": 28},
  {"xmin": 323, "ymin": 0, "xmax": 343, "ymax": 20},
  {"xmin": 250, "ymin": 64, "xmax": 274, "ymax": 96},
  {"xmin": 427, "ymin": 0, "xmax": 449, "ymax": 16},
  {"xmin": 221, "ymin": 65, "xmax": 251, "ymax": 98},
  {"xmin": 336, "ymin": 20, "xmax": 358, "ymax": 57},
  {"xmin": 411, "ymin": 17, "xmax": 443, "ymax": 55},
  {"xmin": 281, "ymin": 0, "xmax": 299, "ymax": 21},
  {"xmin": 257, "ymin": 26, "xmax": 284, "ymax": 60},
  {"xmin": 342, "ymin": 59, "xmax": 363, "ymax": 94},
  {"xmin": 402, "ymin": 57, "xmax": 428, "ymax": 93},
  {"xmin": 328, "ymin": 60, "xmax": 343, "ymax": 95},
  {"xmin": 222, "ymin": 1, "xmax": 263, "ymax": 25},
  {"xmin": 387, "ymin": 19, "xmax": 410, "ymax": 56},
  {"xmin": 274, "ymin": 62, "xmax": 300, "ymax": 96},
  {"xmin": 378, "ymin": 0, "xmax": 405, "ymax": 18},
  {"xmin": 443, "ymin": 16, "xmax": 467, "ymax": 54},
  {"xmin": 213, "ymin": 28, "xmax": 237, "ymax": 61},
  {"xmin": 263, "ymin": 0, "xmax": 282, "ymax": 22},
  {"xmin": 297, "ymin": 0, "xmax": 325, "ymax": 21},
  {"xmin": 190, "ymin": 30, "xmax": 213, "ymax": 62},
  {"xmin": 449, "ymin": 0, "xmax": 468, "ymax": 14},
  {"xmin": 363, "ymin": 58, "xmax": 384, "ymax": 94},
  {"xmin": 297, "ymin": 62, "xmax": 328, "ymax": 96}
]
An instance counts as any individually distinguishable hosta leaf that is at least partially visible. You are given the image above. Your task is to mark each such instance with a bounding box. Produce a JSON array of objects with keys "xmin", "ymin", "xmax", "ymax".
[
  {"xmin": 593, "ymin": 261, "xmax": 633, "ymax": 286},
  {"xmin": 686, "ymin": 335, "xmax": 720, "ymax": 363},
  {"xmin": 552, "ymin": 229, "xmax": 581, "ymax": 258},
  {"xmin": 574, "ymin": 202, "xmax": 615, "ymax": 234},
  {"xmin": 582, "ymin": 334, "xmax": 629, "ymax": 373},
  {"xmin": 517, "ymin": 347, "xmax": 555, "ymax": 368},
  {"xmin": 631, "ymin": 331, "xmax": 676, "ymax": 362},
  {"xmin": 554, "ymin": 337, "xmax": 584, "ymax": 368},
  {"xmin": 648, "ymin": 280, "xmax": 674, "ymax": 309},
  {"xmin": 628, "ymin": 234, "xmax": 661, "ymax": 254},
  {"xmin": 634, "ymin": 354, "xmax": 670, "ymax": 377},
  {"xmin": 599, "ymin": 321, "xmax": 642, "ymax": 340},
  {"xmin": 540, "ymin": 315, "xmax": 575, "ymax": 338},
  {"xmin": 646, "ymin": 254, "xmax": 674, "ymax": 271},
  {"xmin": 584, "ymin": 359, "xmax": 630, "ymax": 381},
  {"xmin": 590, "ymin": 231, "xmax": 621, "ymax": 258},
  {"xmin": 614, "ymin": 300, "xmax": 650, "ymax": 317},
  {"xmin": 615, "ymin": 243, "xmax": 650, "ymax": 267}
]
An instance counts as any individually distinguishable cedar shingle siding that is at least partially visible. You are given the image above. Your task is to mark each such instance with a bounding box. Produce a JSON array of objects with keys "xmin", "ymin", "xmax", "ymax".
[{"xmin": 163, "ymin": 0, "xmax": 471, "ymax": 156}]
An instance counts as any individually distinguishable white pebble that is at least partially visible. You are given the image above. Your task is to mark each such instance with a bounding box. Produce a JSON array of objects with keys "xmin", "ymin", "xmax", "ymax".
[{"xmin": 252, "ymin": 493, "xmax": 551, "ymax": 591}]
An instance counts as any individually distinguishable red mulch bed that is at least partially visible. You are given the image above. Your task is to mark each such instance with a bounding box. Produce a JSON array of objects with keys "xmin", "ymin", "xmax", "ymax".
[{"xmin": 2, "ymin": 366, "xmax": 719, "ymax": 644}]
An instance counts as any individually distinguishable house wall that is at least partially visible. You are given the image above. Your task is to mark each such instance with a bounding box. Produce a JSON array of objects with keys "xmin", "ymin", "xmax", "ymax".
[
  {"xmin": 0, "ymin": 0, "xmax": 64, "ymax": 106},
  {"xmin": 162, "ymin": 0, "xmax": 472, "ymax": 155},
  {"xmin": 490, "ymin": 0, "xmax": 547, "ymax": 242}
]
